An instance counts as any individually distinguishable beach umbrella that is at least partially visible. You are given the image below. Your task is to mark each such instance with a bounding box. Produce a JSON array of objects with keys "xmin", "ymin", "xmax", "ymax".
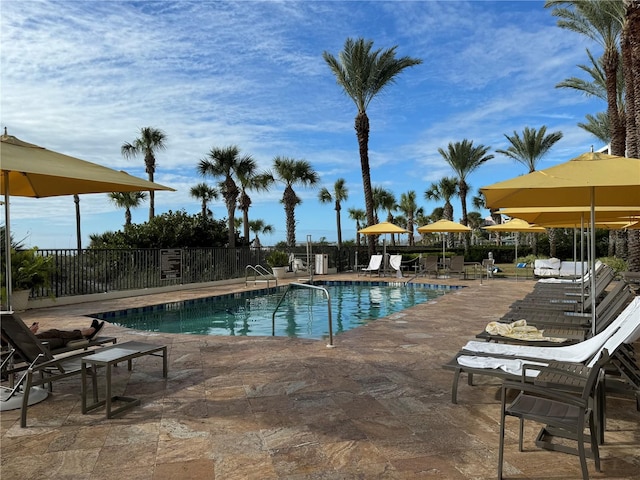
[
  {"xmin": 483, "ymin": 218, "xmax": 545, "ymax": 262},
  {"xmin": 498, "ymin": 206, "xmax": 640, "ymax": 225},
  {"xmin": 358, "ymin": 222, "xmax": 409, "ymax": 271},
  {"xmin": 417, "ymin": 219, "xmax": 471, "ymax": 267},
  {"xmin": 481, "ymin": 151, "xmax": 640, "ymax": 333},
  {"xmin": 1, "ymin": 131, "xmax": 175, "ymax": 309}
]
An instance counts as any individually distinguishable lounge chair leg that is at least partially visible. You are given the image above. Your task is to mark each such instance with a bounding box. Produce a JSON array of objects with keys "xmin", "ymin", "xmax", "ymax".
[
  {"xmin": 518, "ymin": 419, "xmax": 524, "ymax": 452},
  {"xmin": 452, "ymin": 369, "xmax": 461, "ymax": 404},
  {"xmin": 589, "ymin": 411, "xmax": 601, "ymax": 473}
]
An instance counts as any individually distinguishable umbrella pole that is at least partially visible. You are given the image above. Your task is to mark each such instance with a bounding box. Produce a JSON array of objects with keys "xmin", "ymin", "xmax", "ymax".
[
  {"xmin": 3, "ymin": 171, "xmax": 12, "ymax": 310},
  {"xmin": 590, "ymin": 189, "xmax": 596, "ymax": 336}
]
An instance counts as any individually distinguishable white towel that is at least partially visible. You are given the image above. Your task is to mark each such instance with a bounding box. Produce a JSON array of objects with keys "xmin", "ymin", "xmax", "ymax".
[{"xmin": 456, "ymin": 355, "xmax": 545, "ymax": 376}]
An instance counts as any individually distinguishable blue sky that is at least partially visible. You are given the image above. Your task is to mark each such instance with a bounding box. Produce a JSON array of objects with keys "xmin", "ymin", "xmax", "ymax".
[{"xmin": 1, "ymin": 0, "xmax": 606, "ymax": 249}]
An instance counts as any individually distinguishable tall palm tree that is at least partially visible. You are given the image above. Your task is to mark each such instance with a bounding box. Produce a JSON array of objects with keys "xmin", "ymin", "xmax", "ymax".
[
  {"xmin": 236, "ymin": 162, "xmax": 273, "ymax": 246},
  {"xmin": 190, "ymin": 182, "xmax": 219, "ymax": 219},
  {"xmin": 624, "ymin": 0, "xmax": 640, "ymax": 272},
  {"xmin": 348, "ymin": 207, "xmax": 367, "ymax": 246},
  {"xmin": 248, "ymin": 219, "xmax": 273, "ymax": 249},
  {"xmin": 425, "ymin": 177, "xmax": 459, "ymax": 248},
  {"xmin": 108, "ymin": 191, "xmax": 147, "ymax": 227},
  {"xmin": 197, "ymin": 145, "xmax": 252, "ymax": 248},
  {"xmin": 323, "ymin": 37, "xmax": 422, "ymax": 256},
  {"xmin": 424, "ymin": 177, "xmax": 458, "ymax": 221},
  {"xmin": 496, "ymin": 126, "xmax": 563, "ymax": 173},
  {"xmin": 438, "ymin": 140, "xmax": 493, "ymax": 251},
  {"xmin": 318, "ymin": 178, "xmax": 349, "ymax": 249},
  {"xmin": 272, "ymin": 156, "xmax": 319, "ymax": 247},
  {"xmin": 546, "ymin": 0, "xmax": 625, "ymax": 155},
  {"xmin": 398, "ymin": 190, "xmax": 422, "ymax": 246},
  {"xmin": 121, "ymin": 127, "xmax": 167, "ymax": 220}
]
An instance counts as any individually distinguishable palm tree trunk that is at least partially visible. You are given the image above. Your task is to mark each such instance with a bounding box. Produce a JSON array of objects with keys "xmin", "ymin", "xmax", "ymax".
[
  {"xmin": 355, "ymin": 111, "xmax": 376, "ymax": 256},
  {"xmin": 604, "ymin": 48, "xmax": 626, "ymax": 156},
  {"xmin": 284, "ymin": 185, "xmax": 297, "ymax": 247},
  {"xmin": 335, "ymin": 204, "xmax": 342, "ymax": 249},
  {"xmin": 74, "ymin": 194, "xmax": 82, "ymax": 251},
  {"xmin": 623, "ymin": 17, "xmax": 638, "ymax": 158}
]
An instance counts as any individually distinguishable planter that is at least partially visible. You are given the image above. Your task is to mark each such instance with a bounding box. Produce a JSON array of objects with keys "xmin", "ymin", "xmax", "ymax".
[
  {"xmin": 271, "ymin": 267, "xmax": 287, "ymax": 279},
  {"xmin": 11, "ymin": 289, "xmax": 31, "ymax": 311}
]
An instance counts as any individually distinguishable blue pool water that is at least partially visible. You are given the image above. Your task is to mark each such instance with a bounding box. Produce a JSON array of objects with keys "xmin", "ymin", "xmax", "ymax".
[{"xmin": 92, "ymin": 281, "xmax": 456, "ymax": 340}]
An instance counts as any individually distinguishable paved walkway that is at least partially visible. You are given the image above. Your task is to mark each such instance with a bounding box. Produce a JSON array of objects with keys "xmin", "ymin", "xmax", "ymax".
[{"xmin": 2, "ymin": 275, "xmax": 639, "ymax": 479}]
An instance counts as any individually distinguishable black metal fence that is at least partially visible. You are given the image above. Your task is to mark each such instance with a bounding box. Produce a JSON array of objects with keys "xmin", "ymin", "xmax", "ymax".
[{"xmin": 29, "ymin": 244, "xmax": 516, "ymax": 300}]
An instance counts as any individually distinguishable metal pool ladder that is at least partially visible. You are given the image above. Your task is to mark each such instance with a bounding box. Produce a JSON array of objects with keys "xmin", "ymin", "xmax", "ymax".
[
  {"xmin": 271, "ymin": 282, "xmax": 334, "ymax": 347},
  {"xmin": 245, "ymin": 264, "xmax": 277, "ymax": 287}
]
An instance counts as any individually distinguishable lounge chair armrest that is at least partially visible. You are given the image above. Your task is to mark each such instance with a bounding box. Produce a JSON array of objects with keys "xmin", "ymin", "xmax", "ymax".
[{"xmin": 501, "ymin": 380, "xmax": 589, "ymax": 408}]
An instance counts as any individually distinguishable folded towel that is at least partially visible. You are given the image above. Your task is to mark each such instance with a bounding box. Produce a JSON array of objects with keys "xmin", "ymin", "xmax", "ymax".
[
  {"xmin": 456, "ymin": 355, "xmax": 545, "ymax": 376},
  {"xmin": 485, "ymin": 320, "xmax": 567, "ymax": 343}
]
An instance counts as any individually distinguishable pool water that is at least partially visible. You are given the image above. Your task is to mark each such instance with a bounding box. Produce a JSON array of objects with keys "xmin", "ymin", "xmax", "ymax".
[{"xmin": 92, "ymin": 281, "xmax": 454, "ymax": 340}]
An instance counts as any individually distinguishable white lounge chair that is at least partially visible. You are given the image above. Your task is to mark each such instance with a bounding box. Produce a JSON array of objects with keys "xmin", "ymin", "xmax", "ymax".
[
  {"xmin": 359, "ymin": 254, "xmax": 383, "ymax": 276},
  {"xmin": 389, "ymin": 254, "xmax": 403, "ymax": 277}
]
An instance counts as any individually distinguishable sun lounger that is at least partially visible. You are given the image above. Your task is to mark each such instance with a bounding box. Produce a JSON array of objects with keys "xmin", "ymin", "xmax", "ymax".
[
  {"xmin": 359, "ymin": 254, "xmax": 383, "ymax": 276},
  {"xmin": 0, "ymin": 312, "xmax": 104, "ymax": 427},
  {"xmin": 442, "ymin": 297, "xmax": 640, "ymax": 404}
]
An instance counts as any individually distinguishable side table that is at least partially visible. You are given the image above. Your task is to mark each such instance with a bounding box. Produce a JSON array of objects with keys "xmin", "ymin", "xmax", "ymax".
[{"xmin": 81, "ymin": 341, "xmax": 168, "ymax": 418}]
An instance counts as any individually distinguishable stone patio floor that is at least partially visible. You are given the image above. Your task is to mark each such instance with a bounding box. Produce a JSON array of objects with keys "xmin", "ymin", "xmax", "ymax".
[{"xmin": 1, "ymin": 274, "xmax": 639, "ymax": 479}]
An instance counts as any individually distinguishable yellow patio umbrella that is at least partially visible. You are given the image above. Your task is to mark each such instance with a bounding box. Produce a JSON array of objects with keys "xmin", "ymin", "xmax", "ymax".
[
  {"xmin": 358, "ymin": 221, "xmax": 409, "ymax": 235},
  {"xmin": 483, "ymin": 218, "xmax": 545, "ymax": 262},
  {"xmin": 481, "ymin": 151, "xmax": 640, "ymax": 333},
  {"xmin": 1, "ymin": 131, "xmax": 175, "ymax": 309},
  {"xmin": 417, "ymin": 219, "xmax": 471, "ymax": 266},
  {"xmin": 498, "ymin": 206, "xmax": 640, "ymax": 225},
  {"xmin": 358, "ymin": 222, "xmax": 409, "ymax": 270}
]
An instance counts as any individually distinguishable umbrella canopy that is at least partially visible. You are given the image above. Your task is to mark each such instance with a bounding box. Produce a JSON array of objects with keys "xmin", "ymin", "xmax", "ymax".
[
  {"xmin": 481, "ymin": 151, "xmax": 640, "ymax": 334},
  {"xmin": 483, "ymin": 218, "xmax": 545, "ymax": 263},
  {"xmin": 417, "ymin": 220, "xmax": 471, "ymax": 267},
  {"xmin": 483, "ymin": 218, "xmax": 546, "ymax": 233},
  {"xmin": 358, "ymin": 221, "xmax": 409, "ymax": 235},
  {"xmin": 481, "ymin": 152, "xmax": 640, "ymax": 209},
  {"xmin": 1, "ymin": 133, "xmax": 175, "ymax": 197},
  {"xmin": 1, "ymin": 132, "xmax": 175, "ymax": 310},
  {"xmin": 417, "ymin": 219, "xmax": 471, "ymax": 234},
  {"xmin": 498, "ymin": 206, "xmax": 640, "ymax": 225},
  {"xmin": 358, "ymin": 222, "xmax": 409, "ymax": 270}
]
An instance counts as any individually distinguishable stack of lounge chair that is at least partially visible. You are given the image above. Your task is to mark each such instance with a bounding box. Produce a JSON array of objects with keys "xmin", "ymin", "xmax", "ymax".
[{"xmin": 441, "ymin": 265, "xmax": 640, "ymax": 479}]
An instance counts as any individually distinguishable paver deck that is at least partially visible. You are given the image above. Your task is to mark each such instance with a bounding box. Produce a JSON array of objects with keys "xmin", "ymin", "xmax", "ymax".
[{"xmin": 2, "ymin": 274, "xmax": 639, "ymax": 479}]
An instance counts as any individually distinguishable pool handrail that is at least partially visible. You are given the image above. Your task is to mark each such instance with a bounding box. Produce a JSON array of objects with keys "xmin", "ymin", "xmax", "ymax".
[
  {"xmin": 245, "ymin": 264, "xmax": 277, "ymax": 288},
  {"xmin": 272, "ymin": 282, "xmax": 334, "ymax": 347}
]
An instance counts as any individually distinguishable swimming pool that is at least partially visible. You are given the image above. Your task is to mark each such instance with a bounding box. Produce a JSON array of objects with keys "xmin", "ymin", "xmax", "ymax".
[{"xmin": 91, "ymin": 281, "xmax": 457, "ymax": 340}]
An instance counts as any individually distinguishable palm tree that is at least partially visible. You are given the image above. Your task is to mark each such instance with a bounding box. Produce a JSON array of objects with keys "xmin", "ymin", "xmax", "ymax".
[
  {"xmin": 425, "ymin": 177, "xmax": 459, "ymax": 248},
  {"xmin": 236, "ymin": 162, "xmax": 273, "ymax": 246},
  {"xmin": 438, "ymin": 140, "xmax": 493, "ymax": 251},
  {"xmin": 190, "ymin": 182, "xmax": 219, "ymax": 219},
  {"xmin": 248, "ymin": 219, "xmax": 273, "ymax": 249},
  {"xmin": 578, "ymin": 112, "xmax": 611, "ymax": 144},
  {"xmin": 348, "ymin": 207, "xmax": 367, "ymax": 246},
  {"xmin": 197, "ymin": 145, "xmax": 253, "ymax": 248},
  {"xmin": 496, "ymin": 126, "xmax": 563, "ymax": 173},
  {"xmin": 373, "ymin": 186, "xmax": 397, "ymax": 245},
  {"xmin": 323, "ymin": 37, "xmax": 422, "ymax": 256},
  {"xmin": 318, "ymin": 178, "xmax": 349, "ymax": 249},
  {"xmin": 108, "ymin": 191, "xmax": 147, "ymax": 227},
  {"xmin": 424, "ymin": 177, "xmax": 458, "ymax": 221},
  {"xmin": 398, "ymin": 191, "xmax": 422, "ymax": 246},
  {"xmin": 623, "ymin": 0, "xmax": 640, "ymax": 272},
  {"xmin": 546, "ymin": 0, "xmax": 625, "ymax": 155},
  {"xmin": 121, "ymin": 127, "xmax": 167, "ymax": 220},
  {"xmin": 272, "ymin": 156, "xmax": 319, "ymax": 247}
]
